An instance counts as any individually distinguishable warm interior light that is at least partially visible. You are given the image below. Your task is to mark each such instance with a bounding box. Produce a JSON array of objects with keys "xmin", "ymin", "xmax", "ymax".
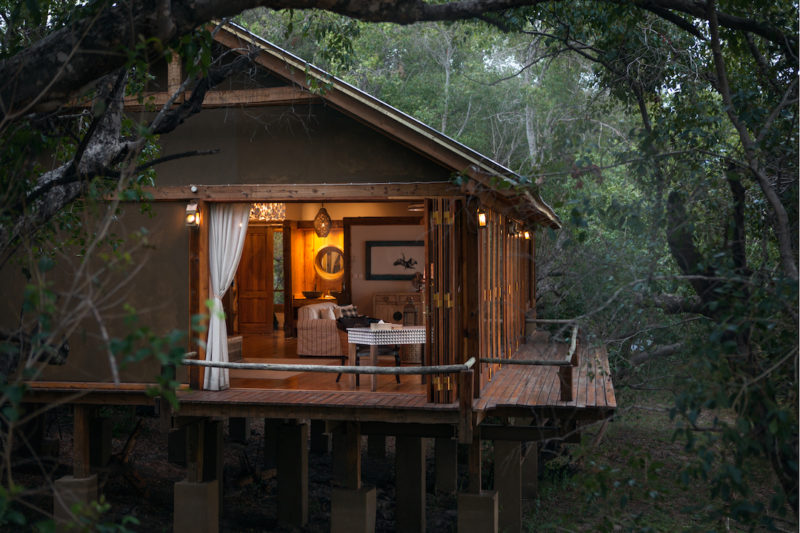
[
  {"xmin": 313, "ymin": 205, "xmax": 332, "ymax": 237},
  {"xmin": 185, "ymin": 201, "xmax": 199, "ymax": 227},
  {"xmin": 477, "ymin": 209, "xmax": 487, "ymax": 227},
  {"xmin": 250, "ymin": 202, "xmax": 286, "ymax": 222},
  {"xmin": 523, "ymin": 230, "xmax": 531, "ymax": 240}
]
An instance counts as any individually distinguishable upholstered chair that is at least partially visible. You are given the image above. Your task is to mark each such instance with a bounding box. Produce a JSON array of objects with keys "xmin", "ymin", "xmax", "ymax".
[{"xmin": 296, "ymin": 302, "xmax": 347, "ymax": 360}]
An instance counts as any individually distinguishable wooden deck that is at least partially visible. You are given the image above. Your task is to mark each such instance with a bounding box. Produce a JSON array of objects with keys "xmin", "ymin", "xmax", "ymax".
[
  {"xmin": 24, "ymin": 340, "xmax": 615, "ymax": 427},
  {"xmin": 475, "ymin": 342, "xmax": 616, "ymax": 420}
]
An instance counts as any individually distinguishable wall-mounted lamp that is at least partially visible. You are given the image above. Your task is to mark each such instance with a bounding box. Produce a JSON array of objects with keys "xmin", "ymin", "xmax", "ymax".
[
  {"xmin": 523, "ymin": 230, "xmax": 531, "ymax": 240},
  {"xmin": 477, "ymin": 209, "xmax": 487, "ymax": 227},
  {"xmin": 185, "ymin": 201, "xmax": 200, "ymax": 227}
]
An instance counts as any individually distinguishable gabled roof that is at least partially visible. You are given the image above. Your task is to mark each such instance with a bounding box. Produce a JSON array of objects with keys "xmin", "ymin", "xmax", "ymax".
[{"xmin": 213, "ymin": 21, "xmax": 561, "ymax": 229}]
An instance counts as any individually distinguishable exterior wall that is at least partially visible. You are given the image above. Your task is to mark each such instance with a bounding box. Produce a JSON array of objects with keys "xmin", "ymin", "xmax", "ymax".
[
  {"xmin": 30, "ymin": 203, "xmax": 189, "ymax": 383},
  {"xmin": 155, "ymin": 105, "xmax": 450, "ymax": 186}
]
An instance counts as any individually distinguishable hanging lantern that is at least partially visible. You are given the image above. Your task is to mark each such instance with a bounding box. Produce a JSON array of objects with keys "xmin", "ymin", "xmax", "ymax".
[{"xmin": 313, "ymin": 205, "xmax": 332, "ymax": 237}]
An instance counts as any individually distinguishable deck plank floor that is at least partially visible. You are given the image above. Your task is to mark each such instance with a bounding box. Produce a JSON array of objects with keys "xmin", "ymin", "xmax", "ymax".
[
  {"xmin": 25, "ymin": 338, "xmax": 615, "ymax": 422},
  {"xmin": 478, "ymin": 341, "xmax": 616, "ymax": 417}
]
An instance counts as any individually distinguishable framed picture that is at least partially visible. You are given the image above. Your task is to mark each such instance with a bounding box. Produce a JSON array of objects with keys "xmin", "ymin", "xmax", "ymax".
[{"xmin": 366, "ymin": 240, "xmax": 425, "ymax": 280}]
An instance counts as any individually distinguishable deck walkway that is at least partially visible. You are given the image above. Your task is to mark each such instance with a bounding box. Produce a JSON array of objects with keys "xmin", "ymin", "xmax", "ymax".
[
  {"xmin": 475, "ymin": 342, "xmax": 616, "ymax": 420},
  {"xmin": 24, "ymin": 340, "xmax": 615, "ymax": 426}
]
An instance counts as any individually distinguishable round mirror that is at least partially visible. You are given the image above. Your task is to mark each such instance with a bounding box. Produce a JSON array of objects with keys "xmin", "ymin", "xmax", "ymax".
[{"xmin": 314, "ymin": 246, "xmax": 344, "ymax": 281}]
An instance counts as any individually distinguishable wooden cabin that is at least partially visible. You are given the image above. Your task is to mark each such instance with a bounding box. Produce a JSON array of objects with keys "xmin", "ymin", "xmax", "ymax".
[{"xmin": 14, "ymin": 22, "xmax": 615, "ymax": 533}]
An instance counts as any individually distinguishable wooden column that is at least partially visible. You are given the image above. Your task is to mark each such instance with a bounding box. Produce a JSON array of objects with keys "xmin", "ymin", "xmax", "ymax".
[
  {"xmin": 186, "ymin": 419, "xmax": 206, "ymax": 483},
  {"xmin": 73, "ymin": 405, "xmax": 92, "ymax": 478},
  {"xmin": 367, "ymin": 434, "xmax": 386, "ymax": 459},
  {"xmin": 521, "ymin": 442, "xmax": 539, "ymax": 499},
  {"xmin": 434, "ymin": 437, "xmax": 458, "ymax": 495},
  {"xmin": 467, "ymin": 433, "xmax": 481, "ymax": 493},
  {"xmin": 310, "ymin": 419, "xmax": 330, "ymax": 454},
  {"xmin": 494, "ymin": 440, "xmax": 521, "ymax": 533},
  {"xmin": 204, "ymin": 420, "xmax": 224, "ymax": 512},
  {"xmin": 332, "ymin": 422, "xmax": 361, "ymax": 489},
  {"xmin": 175, "ymin": 417, "xmax": 220, "ymax": 533},
  {"xmin": 277, "ymin": 420, "xmax": 309, "ymax": 526},
  {"xmin": 396, "ymin": 435, "xmax": 425, "ymax": 533},
  {"xmin": 263, "ymin": 418, "xmax": 279, "ymax": 469},
  {"xmin": 229, "ymin": 417, "xmax": 250, "ymax": 444}
]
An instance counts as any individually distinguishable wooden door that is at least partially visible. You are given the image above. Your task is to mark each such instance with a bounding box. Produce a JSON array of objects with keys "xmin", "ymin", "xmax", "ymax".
[
  {"xmin": 236, "ymin": 226, "xmax": 275, "ymax": 334},
  {"xmin": 426, "ymin": 198, "xmax": 462, "ymax": 404}
]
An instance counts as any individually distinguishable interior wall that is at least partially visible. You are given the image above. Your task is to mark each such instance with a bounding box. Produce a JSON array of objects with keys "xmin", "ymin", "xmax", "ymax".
[
  {"xmin": 290, "ymin": 227, "xmax": 344, "ymax": 296},
  {"xmin": 285, "ymin": 203, "xmax": 414, "ymax": 220},
  {"xmin": 350, "ymin": 225, "xmax": 428, "ymax": 316}
]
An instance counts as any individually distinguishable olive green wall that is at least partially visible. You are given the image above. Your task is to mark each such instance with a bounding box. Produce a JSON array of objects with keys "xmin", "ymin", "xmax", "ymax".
[
  {"xmin": 155, "ymin": 105, "xmax": 450, "ymax": 186},
  {"xmin": 18, "ymin": 203, "xmax": 190, "ymax": 383}
]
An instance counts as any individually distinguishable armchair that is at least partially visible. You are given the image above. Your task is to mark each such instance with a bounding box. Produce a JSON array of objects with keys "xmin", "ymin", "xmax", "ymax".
[{"xmin": 296, "ymin": 302, "xmax": 348, "ymax": 361}]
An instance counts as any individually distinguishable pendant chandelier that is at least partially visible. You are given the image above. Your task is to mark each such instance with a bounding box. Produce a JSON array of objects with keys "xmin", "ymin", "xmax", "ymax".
[
  {"xmin": 313, "ymin": 204, "xmax": 332, "ymax": 237},
  {"xmin": 250, "ymin": 202, "xmax": 286, "ymax": 222}
]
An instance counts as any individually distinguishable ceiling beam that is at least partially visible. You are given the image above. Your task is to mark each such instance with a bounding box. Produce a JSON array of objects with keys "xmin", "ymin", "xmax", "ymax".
[
  {"xmin": 121, "ymin": 86, "xmax": 319, "ymax": 111},
  {"xmin": 131, "ymin": 183, "xmax": 462, "ymax": 202}
]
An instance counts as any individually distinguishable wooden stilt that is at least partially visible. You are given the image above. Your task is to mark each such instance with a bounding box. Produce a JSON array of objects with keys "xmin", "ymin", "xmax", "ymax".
[
  {"xmin": 73, "ymin": 405, "xmax": 92, "ymax": 478},
  {"xmin": 277, "ymin": 420, "xmax": 309, "ymax": 526},
  {"xmin": 396, "ymin": 435, "xmax": 425, "ymax": 533},
  {"xmin": 435, "ymin": 437, "xmax": 458, "ymax": 494},
  {"xmin": 495, "ymin": 440, "xmax": 521, "ymax": 533},
  {"xmin": 332, "ymin": 422, "xmax": 361, "ymax": 489}
]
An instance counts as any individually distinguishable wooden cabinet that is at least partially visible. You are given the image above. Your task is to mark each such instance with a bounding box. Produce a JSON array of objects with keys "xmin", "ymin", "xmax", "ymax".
[
  {"xmin": 372, "ymin": 292, "xmax": 423, "ymax": 325},
  {"xmin": 372, "ymin": 292, "xmax": 424, "ymax": 363}
]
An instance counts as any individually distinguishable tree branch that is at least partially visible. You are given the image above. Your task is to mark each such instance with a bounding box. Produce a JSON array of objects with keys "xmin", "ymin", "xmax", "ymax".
[{"xmin": 0, "ymin": 0, "xmax": 795, "ymax": 125}]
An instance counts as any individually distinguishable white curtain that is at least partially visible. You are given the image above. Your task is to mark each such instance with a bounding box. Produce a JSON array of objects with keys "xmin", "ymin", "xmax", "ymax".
[{"xmin": 204, "ymin": 203, "xmax": 250, "ymax": 390}]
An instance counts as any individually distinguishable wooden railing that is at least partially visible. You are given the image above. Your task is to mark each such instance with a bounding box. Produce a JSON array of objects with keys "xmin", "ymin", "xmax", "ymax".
[
  {"xmin": 180, "ymin": 354, "xmax": 476, "ymax": 441},
  {"xmin": 479, "ymin": 325, "xmax": 580, "ymax": 401}
]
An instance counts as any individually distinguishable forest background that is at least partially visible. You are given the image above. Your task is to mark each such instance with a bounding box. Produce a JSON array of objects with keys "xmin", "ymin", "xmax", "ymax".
[{"xmin": 0, "ymin": 1, "xmax": 796, "ymax": 530}]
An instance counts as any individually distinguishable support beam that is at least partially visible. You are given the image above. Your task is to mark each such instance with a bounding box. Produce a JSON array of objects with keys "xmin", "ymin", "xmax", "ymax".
[
  {"xmin": 263, "ymin": 418, "xmax": 279, "ymax": 469},
  {"xmin": 434, "ymin": 437, "xmax": 458, "ymax": 495},
  {"xmin": 203, "ymin": 420, "xmax": 224, "ymax": 512},
  {"xmin": 395, "ymin": 435, "xmax": 426, "ymax": 533},
  {"xmin": 228, "ymin": 417, "xmax": 250, "ymax": 444},
  {"xmin": 521, "ymin": 443, "xmax": 539, "ymax": 500},
  {"xmin": 332, "ymin": 422, "xmax": 361, "ymax": 489},
  {"xmin": 277, "ymin": 420, "xmax": 309, "ymax": 527},
  {"xmin": 467, "ymin": 433, "xmax": 481, "ymax": 494},
  {"xmin": 73, "ymin": 405, "xmax": 92, "ymax": 478},
  {"xmin": 89, "ymin": 416, "xmax": 111, "ymax": 468},
  {"xmin": 367, "ymin": 434, "xmax": 386, "ymax": 460},
  {"xmin": 136, "ymin": 182, "xmax": 461, "ymax": 202},
  {"xmin": 310, "ymin": 419, "xmax": 330, "ymax": 454},
  {"xmin": 185, "ymin": 419, "xmax": 205, "ymax": 483},
  {"xmin": 494, "ymin": 440, "xmax": 522, "ymax": 533}
]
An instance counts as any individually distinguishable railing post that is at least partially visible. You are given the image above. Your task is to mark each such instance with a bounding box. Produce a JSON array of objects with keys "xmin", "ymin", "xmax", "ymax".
[
  {"xmin": 458, "ymin": 370, "xmax": 474, "ymax": 444},
  {"xmin": 186, "ymin": 352, "xmax": 201, "ymax": 390},
  {"xmin": 560, "ymin": 328, "xmax": 579, "ymax": 401}
]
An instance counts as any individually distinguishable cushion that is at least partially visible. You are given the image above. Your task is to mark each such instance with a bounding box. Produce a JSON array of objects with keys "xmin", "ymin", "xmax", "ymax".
[
  {"xmin": 338, "ymin": 304, "xmax": 359, "ymax": 318},
  {"xmin": 336, "ymin": 315, "xmax": 379, "ymax": 330},
  {"xmin": 321, "ymin": 306, "xmax": 336, "ymax": 320}
]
